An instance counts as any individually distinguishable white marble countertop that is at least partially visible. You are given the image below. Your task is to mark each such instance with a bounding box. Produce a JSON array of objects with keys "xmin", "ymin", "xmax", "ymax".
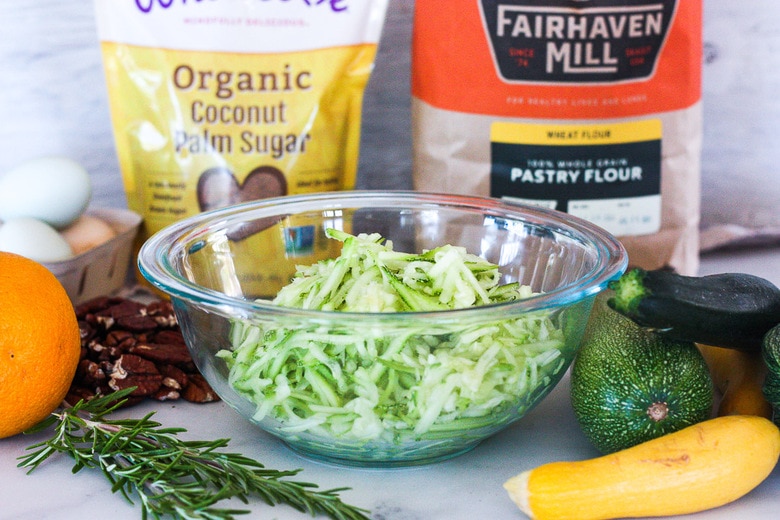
[
  {"xmin": 1, "ymin": 246, "xmax": 779, "ymax": 520},
  {"xmin": 2, "ymin": 1, "xmax": 780, "ymax": 517}
]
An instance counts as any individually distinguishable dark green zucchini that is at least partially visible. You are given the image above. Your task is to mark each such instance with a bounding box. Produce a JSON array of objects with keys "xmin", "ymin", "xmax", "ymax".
[
  {"xmin": 762, "ymin": 324, "xmax": 780, "ymax": 425},
  {"xmin": 608, "ymin": 268, "xmax": 780, "ymax": 352}
]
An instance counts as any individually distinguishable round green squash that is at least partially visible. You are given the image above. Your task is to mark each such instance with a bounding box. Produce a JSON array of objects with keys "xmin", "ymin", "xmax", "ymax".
[{"xmin": 571, "ymin": 294, "xmax": 714, "ymax": 454}]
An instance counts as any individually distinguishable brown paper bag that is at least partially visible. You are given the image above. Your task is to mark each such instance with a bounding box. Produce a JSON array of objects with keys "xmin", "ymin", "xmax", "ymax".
[{"xmin": 412, "ymin": 0, "xmax": 702, "ymax": 274}]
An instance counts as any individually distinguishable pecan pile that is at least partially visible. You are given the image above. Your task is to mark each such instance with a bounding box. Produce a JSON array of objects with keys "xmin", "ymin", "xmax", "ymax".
[{"xmin": 69, "ymin": 296, "xmax": 219, "ymax": 407}]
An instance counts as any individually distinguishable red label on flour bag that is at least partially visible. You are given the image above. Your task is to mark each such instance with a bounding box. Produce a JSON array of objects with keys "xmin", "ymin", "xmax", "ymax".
[{"xmin": 412, "ymin": 0, "xmax": 702, "ymax": 274}]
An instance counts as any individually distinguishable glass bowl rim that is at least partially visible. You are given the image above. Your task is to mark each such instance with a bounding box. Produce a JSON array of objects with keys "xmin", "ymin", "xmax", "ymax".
[{"xmin": 138, "ymin": 190, "xmax": 628, "ymax": 320}]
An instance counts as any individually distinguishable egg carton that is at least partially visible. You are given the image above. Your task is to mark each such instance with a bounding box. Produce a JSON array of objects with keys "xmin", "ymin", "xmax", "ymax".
[{"xmin": 44, "ymin": 207, "xmax": 142, "ymax": 305}]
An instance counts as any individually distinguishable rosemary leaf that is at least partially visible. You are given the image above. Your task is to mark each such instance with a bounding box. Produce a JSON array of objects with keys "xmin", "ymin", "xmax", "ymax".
[{"xmin": 18, "ymin": 388, "xmax": 370, "ymax": 520}]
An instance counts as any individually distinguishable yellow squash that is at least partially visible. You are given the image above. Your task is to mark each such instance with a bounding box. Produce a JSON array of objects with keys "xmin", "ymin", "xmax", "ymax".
[
  {"xmin": 504, "ymin": 415, "xmax": 780, "ymax": 520},
  {"xmin": 697, "ymin": 343, "xmax": 773, "ymax": 418}
]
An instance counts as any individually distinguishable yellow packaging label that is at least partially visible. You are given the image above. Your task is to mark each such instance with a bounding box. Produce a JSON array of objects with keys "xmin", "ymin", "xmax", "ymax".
[
  {"xmin": 491, "ymin": 120, "xmax": 663, "ymax": 146},
  {"xmin": 101, "ymin": 43, "xmax": 377, "ymax": 237},
  {"xmin": 94, "ymin": 1, "xmax": 389, "ymax": 288}
]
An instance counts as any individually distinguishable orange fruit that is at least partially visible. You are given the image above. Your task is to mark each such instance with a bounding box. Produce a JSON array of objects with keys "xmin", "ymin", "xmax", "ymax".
[{"xmin": 0, "ymin": 252, "xmax": 81, "ymax": 438}]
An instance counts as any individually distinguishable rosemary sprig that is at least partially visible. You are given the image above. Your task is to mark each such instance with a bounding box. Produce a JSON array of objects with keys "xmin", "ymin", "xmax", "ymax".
[{"xmin": 18, "ymin": 388, "xmax": 370, "ymax": 520}]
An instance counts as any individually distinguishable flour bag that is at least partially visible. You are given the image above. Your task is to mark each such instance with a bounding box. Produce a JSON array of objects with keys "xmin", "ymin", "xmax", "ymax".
[
  {"xmin": 412, "ymin": 0, "xmax": 702, "ymax": 274},
  {"xmin": 94, "ymin": 0, "xmax": 388, "ymax": 247}
]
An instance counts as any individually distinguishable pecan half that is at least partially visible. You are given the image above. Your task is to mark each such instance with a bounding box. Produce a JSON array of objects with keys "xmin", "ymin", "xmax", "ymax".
[
  {"xmin": 76, "ymin": 359, "xmax": 106, "ymax": 386},
  {"xmin": 183, "ymin": 374, "xmax": 219, "ymax": 403},
  {"xmin": 153, "ymin": 387, "xmax": 181, "ymax": 401},
  {"xmin": 130, "ymin": 342, "xmax": 192, "ymax": 366},
  {"xmin": 158, "ymin": 364, "xmax": 188, "ymax": 390},
  {"xmin": 108, "ymin": 354, "xmax": 163, "ymax": 397}
]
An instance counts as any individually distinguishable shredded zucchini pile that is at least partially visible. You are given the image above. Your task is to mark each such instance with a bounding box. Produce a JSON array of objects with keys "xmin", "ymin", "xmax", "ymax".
[{"xmin": 218, "ymin": 230, "xmax": 567, "ymax": 442}]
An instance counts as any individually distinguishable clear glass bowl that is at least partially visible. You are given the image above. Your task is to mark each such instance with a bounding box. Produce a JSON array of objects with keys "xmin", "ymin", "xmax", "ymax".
[{"xmin": 138, "ymin": 191, "xmax": 627, "ymax": 467}]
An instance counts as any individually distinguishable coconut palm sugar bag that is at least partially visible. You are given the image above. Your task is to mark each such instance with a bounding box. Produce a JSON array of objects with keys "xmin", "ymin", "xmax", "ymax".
[
  {"xmin": 94, "ymin": 1, "xmax": 388, "ymax": 261},
  {"xmin": 412, "ymin": 0, "xmax": 702, "ymax": 275}
]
